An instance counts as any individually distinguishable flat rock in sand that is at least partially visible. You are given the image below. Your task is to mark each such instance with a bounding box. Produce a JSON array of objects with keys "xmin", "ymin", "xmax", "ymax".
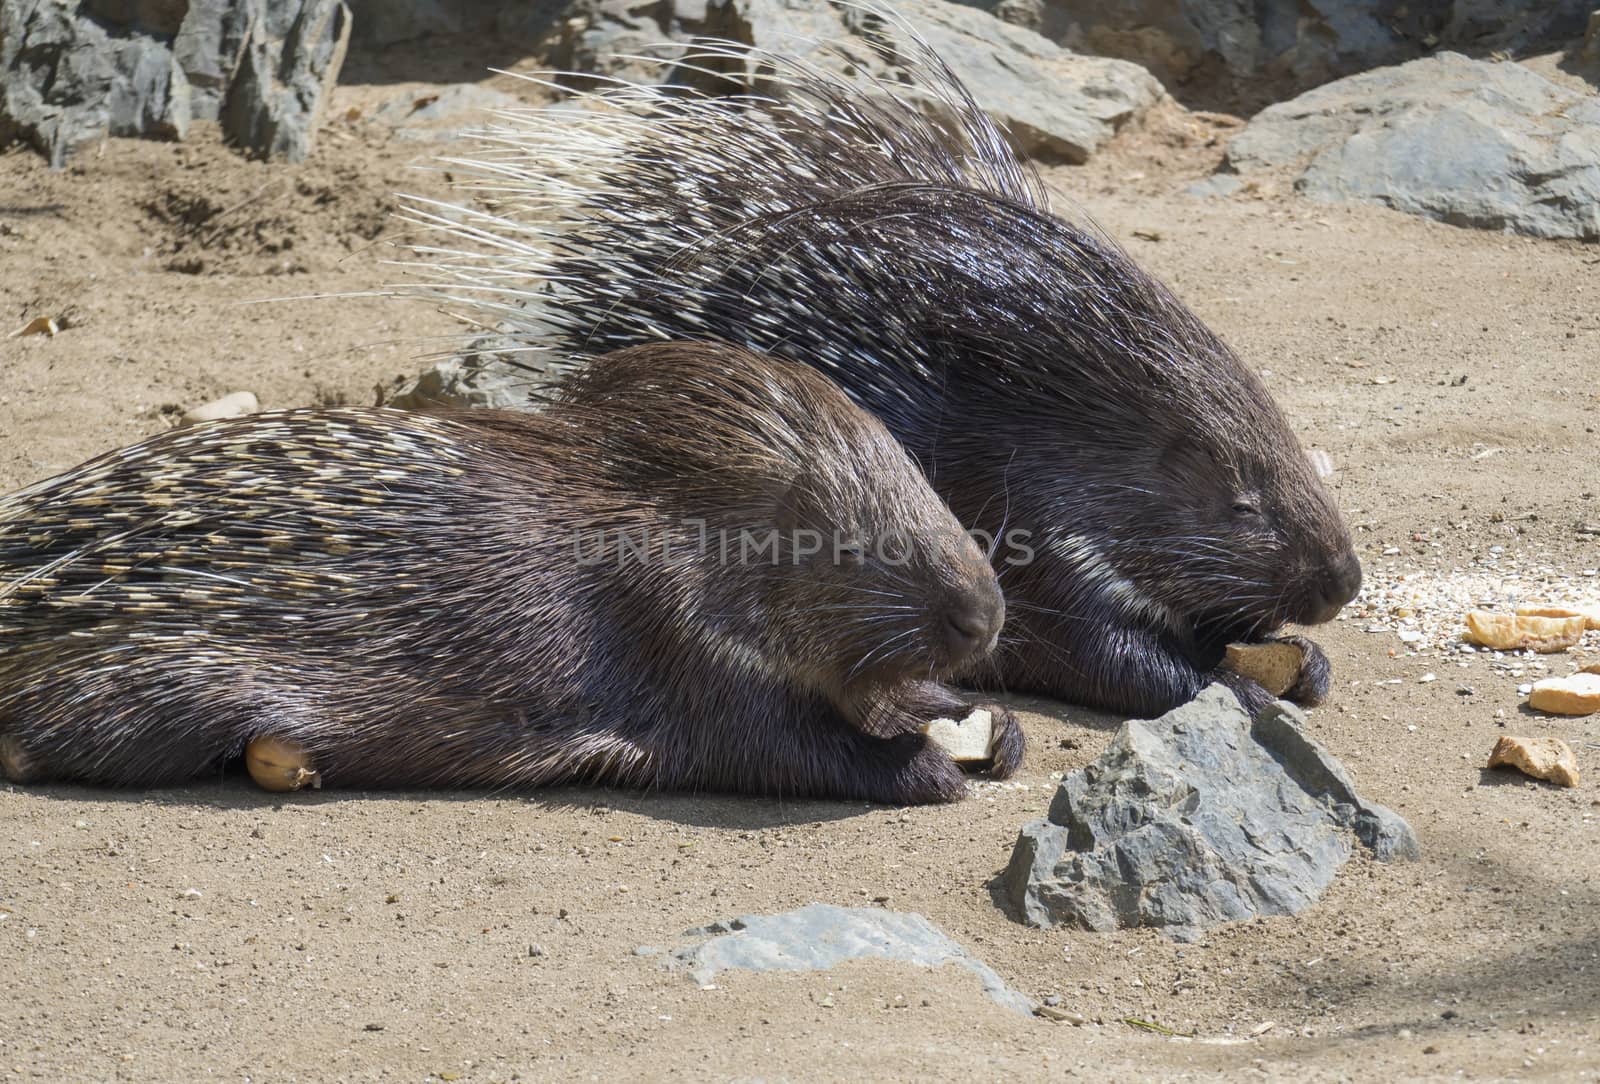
[
  {"xmin": 1004, "ymin": 685, "xmax": 1418, "ymax": 942},
  {"xmin": 661, "ymin": 903, "xmax": 1034, "ymax": 1015}
]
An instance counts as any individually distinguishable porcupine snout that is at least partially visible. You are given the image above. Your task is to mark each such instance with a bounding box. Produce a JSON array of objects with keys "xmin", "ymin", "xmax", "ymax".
[
  {"xmin": 1305, "ymin": 551, "xmax": 1363, "ymax": 626},
  {"xmin": 938, "ymin": 546, "xmax": 1005, "ymax": 668}
]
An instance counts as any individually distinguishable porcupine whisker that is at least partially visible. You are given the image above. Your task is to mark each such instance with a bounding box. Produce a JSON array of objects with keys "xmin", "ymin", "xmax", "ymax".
[{"xmin": 845, "ymin": 627, "xmax": 920, "ymax": 685}]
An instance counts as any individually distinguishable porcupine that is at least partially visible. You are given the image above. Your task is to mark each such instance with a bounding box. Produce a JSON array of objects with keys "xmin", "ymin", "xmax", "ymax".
[
  {"xmin": 400, "ymin": 29, "xmax": 1362, "ymax": 718},
  {"xmin": 0, "ymin": 343, "xmax": 1020, "ymax": 802}
]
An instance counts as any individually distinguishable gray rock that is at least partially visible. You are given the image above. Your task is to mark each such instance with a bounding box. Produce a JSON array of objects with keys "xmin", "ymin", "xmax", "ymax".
[
  {"xmin": 0, "ymin": 1, "xmax": 189, "ymax": 165},
  {"xmin": 171, "ymin": 2, "xmax": 257, "ymax": 122},
  {"xmin": 1251, "ymin": 701, "xmax": 1419, "ymax": 862},
  {"xmin": 1183, "ymin": 174, "xmax": 1243, "ymax": 199},
  {"xmin": 1004, "ymin": 684, "xmax": 1417, "ymax": 942},
  {"xmin": 222, "ymin": 0, "xmax": 350, "ymax": 163},
  {"xmin": 893, "ymin": 0, "xmax": 1164, "ymax": 163},
  {"xmin": 554, "ymin": 0, "xmax": 1164, "ymax": 163},
  {"xmin": 0, "ymin": 0, "xmax": 350, "ymax": 166},
  {"xmin": 960, "ymin": 0, "xmax": 1594, "ymax": 108},
  {"xmin": 342, "ymin": 0, "xmax": 563, "ymax": 48},
  {"xmin": 1221, "ymin": 53, "xmax": 1600, "ymax": 241},
  {"xmin": 375, "ymin": 83, "xmax": 529, "ymax": 142},
  {"xmin": 345, "ymin": 0, "xmax": 469, "ymax": 46},
  {"xmin": 667, "ymin": 904, "xmax": 1035, "ymax": 1015},
  {"xmin": 382, "ymin": 334, "xmax": 558, "ymax": 411}
]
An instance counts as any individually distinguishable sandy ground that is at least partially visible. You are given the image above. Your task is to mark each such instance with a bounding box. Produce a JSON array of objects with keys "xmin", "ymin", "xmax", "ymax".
[{"xmin": 2, "ymin": 55, "xmax": 1599, "ymax": 1084}]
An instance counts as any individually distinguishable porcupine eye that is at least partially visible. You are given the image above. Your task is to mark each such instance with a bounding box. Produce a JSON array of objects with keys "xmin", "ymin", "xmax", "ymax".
[
  {"xmin": 1230, "ymin": 499, "xmax": 1262, "ymax": 520},
  {"xmin": 837, "ymin": 540, "xmax": 866, "ymax": 567}
]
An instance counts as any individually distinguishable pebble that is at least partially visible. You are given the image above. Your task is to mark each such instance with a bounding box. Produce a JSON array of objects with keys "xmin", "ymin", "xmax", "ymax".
[
  {"xmin": 180, "ymin": 390, "xmax": 259, "ymax": 425},
  {"xmin": 1035, "ymin": 1005, "xmax": 1087, "ymax": 1025}
]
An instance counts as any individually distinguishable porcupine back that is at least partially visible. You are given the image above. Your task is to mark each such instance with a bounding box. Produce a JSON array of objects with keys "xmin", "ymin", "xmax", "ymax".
[
  {"xmin": 401, "ymin": 30, "xmax": 1361, "ymax": 717},
  {"xmin": 0, "ymin": 344, "xmax": 1009, "ymax": 799}
]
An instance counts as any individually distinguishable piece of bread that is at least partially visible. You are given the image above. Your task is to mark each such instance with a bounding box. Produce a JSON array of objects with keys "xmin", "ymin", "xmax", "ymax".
[
  {"xmin": 1223, "ymin": 642, "xmax": 1304, "ymax": 697},
  {"xmin": 1464, "ymin": 611, "xmax": 1586, "ymax": 652},
  {"xmin": 1527, "ymin": 672, "xmax": 1600, "ymax": 716},
  {"xmin": 1516, "ymin": 603, "xmax": 1600, "ymax": 631},
  {"xmin": 1487, "ymin": 735, "xmax": 1580, "ymax": 787}
]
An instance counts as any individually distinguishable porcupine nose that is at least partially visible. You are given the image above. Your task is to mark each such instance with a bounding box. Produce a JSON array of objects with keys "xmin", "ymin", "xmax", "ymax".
[
  {"xmin": 944, "ymin": 583, "xmax": 1005, "ymax": 665},
  {"xmin": 1308, "ymin": 552, "xmax": 1363, "ymax": 625}
]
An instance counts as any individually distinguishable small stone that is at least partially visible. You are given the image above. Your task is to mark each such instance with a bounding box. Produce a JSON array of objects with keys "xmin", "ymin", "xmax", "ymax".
[
  {"xmin": 1035, "ymin": 1005, "xmax": 1086, "ymax": 1024},
  {"xmin": 527, "ymin": 944, "xmax": 546, "ymax": 958},
  {"xmin": 1487, "ymin": 736, "xmax": 1580, "ymax": 787},
  {"xmin": 363, "ymin": 1023, "xmax": 384, "ymax": 1032},
  {"xmin": 180, "ymin": 391, "xmax": 259, "ymax": 425}
]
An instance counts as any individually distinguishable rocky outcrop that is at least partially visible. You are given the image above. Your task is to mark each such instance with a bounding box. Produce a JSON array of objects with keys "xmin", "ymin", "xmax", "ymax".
[
  {"xmin": 1220, "ymin": 53, "xmax": 1600, "ymax": 241},
  {"xmin": 0, "ymin": 0, "xmax": 349, "ymax": 165},
  {"xmin": 550, "ymin": 0, "xmax": 1165, "ymax": 163},
  {"xmin": 960, "ymin": 0, "xmax": 1596, "ymax": 108}
]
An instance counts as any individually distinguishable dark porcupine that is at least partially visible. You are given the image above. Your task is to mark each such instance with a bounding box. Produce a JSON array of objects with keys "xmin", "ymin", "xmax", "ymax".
[
  {"xmin": 0, "ymin": 343, "xmax": 1018, "ymax": 802},
  {"xmin": 401, "ymin": 27, "xmax": 1361, "ymax": 718}
]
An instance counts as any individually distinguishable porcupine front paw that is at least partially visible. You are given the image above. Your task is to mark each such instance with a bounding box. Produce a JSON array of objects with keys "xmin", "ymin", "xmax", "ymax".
[
  {"xmin": 981, "ymin": 704, "xmax": 1025, "ymax": 779},
  {"xmin": 880, "ymin": 731, "xmax": 971, "ymax": 804},
  {"xmin": 1210, "ymin": 634, "xmax": 1332, "ymax": 716},
  {"xmin": 0, "ymin": 734, "xmax": 38, "ymax": 783},
  {"xmin": 1273, "ymin": 634, "xmax": 1332, "ymax": 707},
  {"xmin": 866, "ymin": 683, "xmax": 1024, "ymax": 780}
]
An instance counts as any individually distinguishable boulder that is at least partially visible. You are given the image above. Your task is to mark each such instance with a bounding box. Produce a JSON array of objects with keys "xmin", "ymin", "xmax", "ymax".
[
  {"xmin": 553, "ymin": 0, "xmax": 1165, "ymax": 163},
  {"xmin": 1004, "ymin": 685, "xmax": 1417, "ymax": 942},
  {"xmin": 1220, "ymin": 52, "xmax": 1600, "ymax": 241},
  {"xmin": 0, "ymin": 0, "xmax": 350, "ymax": 165},
  {"xmin": 959, "ymin": 0, "xmax": 1595, "ymax": 108}
]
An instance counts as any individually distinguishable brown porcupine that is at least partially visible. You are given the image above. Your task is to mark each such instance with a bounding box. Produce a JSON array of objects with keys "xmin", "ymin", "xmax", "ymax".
[
  {"xmin": 0, "ymin": 342, "xmax": 1019, "ymax": 802},
  {"xmin": 401, "ymin": 27, "xmax": 1361, "ymax": 718}
]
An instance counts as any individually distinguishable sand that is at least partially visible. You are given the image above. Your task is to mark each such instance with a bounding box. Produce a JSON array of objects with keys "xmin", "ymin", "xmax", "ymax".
[{"xmin": 2, "ymin": 63, "xmax": 1598, "ymax": 1083}]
